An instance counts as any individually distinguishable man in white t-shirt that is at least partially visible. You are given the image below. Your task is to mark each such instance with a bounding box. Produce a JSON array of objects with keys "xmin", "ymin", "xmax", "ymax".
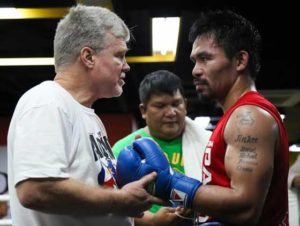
[{"xmin": 7, "ymin": 5, "xmax": 162, "ymax": 226}]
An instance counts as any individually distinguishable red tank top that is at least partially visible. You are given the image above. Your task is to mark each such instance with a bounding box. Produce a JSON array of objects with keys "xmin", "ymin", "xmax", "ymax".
[{"xmin": 202, "ymin": 91, "xmax": 289, "ymax": 225}]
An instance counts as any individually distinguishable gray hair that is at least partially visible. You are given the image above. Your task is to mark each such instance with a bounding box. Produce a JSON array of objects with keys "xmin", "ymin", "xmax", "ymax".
[{"xmin": 54, "ymin": 4, "xmax": 130, "ymax": 72}]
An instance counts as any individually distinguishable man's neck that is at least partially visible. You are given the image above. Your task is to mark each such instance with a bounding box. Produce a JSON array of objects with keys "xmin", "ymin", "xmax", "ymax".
[
  {"xmin": 143, "ymin": 126, "xmax": 182, "ymax": 142},
  {"xmin": 221, "ymin": 75, "xmax": 256, "ymax": 112},
  {"xmin": 54, "ymin": 70, "xmax": 95, "ymax": 108}
]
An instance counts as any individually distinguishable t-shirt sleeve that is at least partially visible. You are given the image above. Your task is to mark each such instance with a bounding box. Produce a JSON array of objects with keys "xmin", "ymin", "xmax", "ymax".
[{"xmin": 13, "ymin": 104, "xmax": 71, "ymax": 185}]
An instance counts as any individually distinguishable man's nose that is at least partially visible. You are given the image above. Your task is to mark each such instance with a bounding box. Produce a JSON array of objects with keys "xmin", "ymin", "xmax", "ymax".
[
  {"xmin": 164, "ymin": 106, "xmax": 177, "ymax": 116},
  {"xmin": 123, "ymin": 61, "xmax": 130, "ymax": 72},
  {"xmin": 192, "ymin": 63, "xmax": 203, "ymax": 78}
]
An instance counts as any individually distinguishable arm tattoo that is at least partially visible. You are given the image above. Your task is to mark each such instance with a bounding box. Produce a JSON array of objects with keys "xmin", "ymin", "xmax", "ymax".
[
  {"xmin": 237, "ymin": 111, "xmax": 254, "ymax": 126},
  {"xmin": 236, "ymin": 146, "xmax": 258, "ymax": 173},
  {"xmin": 234, "ymin": 135, "xmax": 258, "ymax": 144},
  {"xmin": 235, "ymin": 111, "xmax": 258, "ymax": 172}
]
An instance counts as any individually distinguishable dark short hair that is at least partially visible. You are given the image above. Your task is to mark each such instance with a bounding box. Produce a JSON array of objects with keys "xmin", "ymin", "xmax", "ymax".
[
  {"xmin": 189, "ymin": 10, "xmax": 262, "ymax": 78},
  {"xmin": 139, "ymin": 70, "xmax": 185, "ymax": 104}
]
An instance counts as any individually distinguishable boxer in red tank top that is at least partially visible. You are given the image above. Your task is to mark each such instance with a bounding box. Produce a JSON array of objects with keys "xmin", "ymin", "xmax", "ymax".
[{"xmin": 188, "ymin": 10, "xmax": 289, "ymax": 226}]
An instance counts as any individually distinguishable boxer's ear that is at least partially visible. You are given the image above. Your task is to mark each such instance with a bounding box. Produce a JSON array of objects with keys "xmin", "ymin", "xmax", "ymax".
[{"xmin": 235, "ymin": 50, "xmax": 249, "ymax": 73}]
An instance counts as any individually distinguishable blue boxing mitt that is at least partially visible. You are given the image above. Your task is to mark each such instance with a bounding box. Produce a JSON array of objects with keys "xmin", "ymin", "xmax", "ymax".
[{"xmin": 116, "ymin": 137, "xmax": 201, "ymax": 208}]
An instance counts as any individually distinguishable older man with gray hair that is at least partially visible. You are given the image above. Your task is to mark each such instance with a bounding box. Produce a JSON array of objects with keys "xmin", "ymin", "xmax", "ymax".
[{"xmin": 7, "ymin": 4, "xmax": 161, "ymax": 226}]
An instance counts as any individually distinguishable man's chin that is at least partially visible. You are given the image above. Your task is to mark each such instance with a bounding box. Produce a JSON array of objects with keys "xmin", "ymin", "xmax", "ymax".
[
  {"xmin": 112, "ymin": 87, "xmax": 123, "ymax": 97},
  {"xmin": 161, "ymin": 128, "xmax": 182, "ymax": 139},
  {"xmin": 197, "ymin": 92, "xmax": 212, "ymax": 103}
]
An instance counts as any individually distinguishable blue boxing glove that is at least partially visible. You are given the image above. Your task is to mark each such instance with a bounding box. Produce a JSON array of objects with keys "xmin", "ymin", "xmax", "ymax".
[
  {"xmin": 116, "ymin": 137, "xmax": 202, "ymax": 208},
  {"xmin": 116, "ymin": 137, "xmax": 170, "ymax": 188}
]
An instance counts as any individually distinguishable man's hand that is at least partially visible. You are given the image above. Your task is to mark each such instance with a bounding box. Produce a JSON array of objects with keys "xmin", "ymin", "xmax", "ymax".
[
  {"xmin": 135, "ymin": 207, "xmax": 193, "ymax": 226},
  {"xmin": 116, "ymin": 172, "xmax": 166, "ymax": 217}
]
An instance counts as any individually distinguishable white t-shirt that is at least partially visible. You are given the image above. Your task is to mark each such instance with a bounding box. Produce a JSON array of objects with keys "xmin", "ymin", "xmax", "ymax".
[{"xmin": 7, "ymin": 81, "xmax": 133, "ymax": 226}]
